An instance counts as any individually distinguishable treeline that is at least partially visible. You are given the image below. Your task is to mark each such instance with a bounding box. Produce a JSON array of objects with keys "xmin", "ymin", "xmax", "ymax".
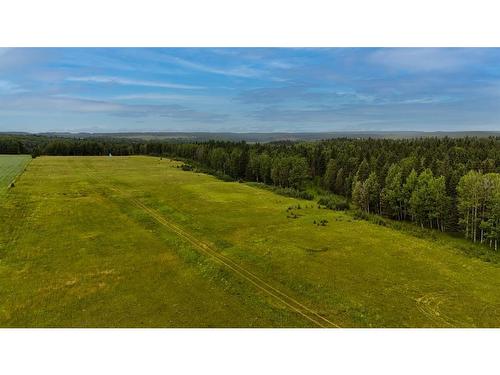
[
  {"xmin": 0, "ymin": 135, "xmax": 148, "ymax": 156},
  {"xmin": 1, "ymin": 134, "xmax": 499, "ymax": 247},
  {"xmin": 149, "ymin": 137, "xmax": 500, "ymax": 249},
  {"xmin": 145, "ymin": 137, "xmax": 500, "ymax": 249},
  {"xmin": 351, "ymin": 165, "xmax": 500, "ymax": 250}
]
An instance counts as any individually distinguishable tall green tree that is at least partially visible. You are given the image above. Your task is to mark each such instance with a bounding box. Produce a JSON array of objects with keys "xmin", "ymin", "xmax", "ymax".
[
  {"xmin": 402, "ymin": 169, "xmax": 418, "ymax": 221},
  {"xmin": 365, "ymin": 171, "xmax": 381, "ymax": 214},
  {"xmin": 323, "ymin": 159, "xmax": 338, "ymax": 192},
  {"xmin": 381, "ymin": 163, "xmax": 404, "ymax": 219},
  {"xmin": 457, "ymin": 171, "xmax": 483, "ymax": 242}
]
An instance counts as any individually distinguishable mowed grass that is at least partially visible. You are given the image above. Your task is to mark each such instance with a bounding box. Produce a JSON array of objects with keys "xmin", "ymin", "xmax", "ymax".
[
  {"xmin": 1, "ymin": 156, "xmax": 500, "ymax": 327},
  {"xmin": 0, "ymin": 155, "xmax": 31, "ymax": 195}
]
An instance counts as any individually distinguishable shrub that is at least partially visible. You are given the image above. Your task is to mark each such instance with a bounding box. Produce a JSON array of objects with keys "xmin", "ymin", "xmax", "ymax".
[
  {"xmin": 353, "ymin": 210, "xmax": 369, "ymax": 220},
  {"xmin": 334, "ymin": 201, "xmax": 349, "ymax": 211},
  {"xmin": 271, "ymin": 187, "xmax": 313, "ymax": 200},
  {"xmin": 316, "ymin": 219, "xmax": 328, "ymax": 226},
  {"xmin": 318, "ymin": 196, "xmax": 349, "ymax": 211},
  {"xmin": 214, "ymin": 171, "xmax": 234, "ymax": 182}
]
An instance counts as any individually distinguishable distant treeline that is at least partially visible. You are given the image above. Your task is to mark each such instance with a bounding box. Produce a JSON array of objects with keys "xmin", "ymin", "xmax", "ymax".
[
  {"xmin": 0, "ymin": 134, "xmax": 148, "ymax": 156},
  {"xmin": 1, "ymin": 134, "xmax": 499, "ymax": 249}
]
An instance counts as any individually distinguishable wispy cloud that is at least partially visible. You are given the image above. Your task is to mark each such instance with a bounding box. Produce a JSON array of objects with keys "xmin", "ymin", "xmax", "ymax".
[
  {"xmin": 235, "ymin": 85, "xmax": 375, "ymax": 105},
  {"xmin": 0, "ymin": 80, "xmax": 27, "ymax": 94},
  {"xmin": 0, "ymin": 94, "xmax": 227, "ymax": 123},
  {"xmin": 399, "ymin": 96, "xmax": 456, "ymax": 104},
  {"xmin": 209, "ymin": 49, "xmax": 296, "ymax": 70},
  {"xmin": 159, "ymin": 55, "xmax": 264, "ymax": 78},
  {"xmin": 266, "ymin": 60, "xmax": 295, "ymax": 69},
  {"xmin": 57, "ymin": 50, "xmax": 187, "ymax": 76},
  {"xmin": 112, "ymin": 93, "xmax": 202, "ymax": 101},
  {"xmin": 0, "ymin": 95, "xmax": 122, "ymax": 113},
  {"xmin": 0, "ymin": 48, "xmax": 52, "ymax": 73},
  {"xmin": 110, "ymin": 104, "xmax": 229, "ymax": 123},
  {"xmin": 110, "ymin": 92, "xmax": 232, "ymax": 105},
  {"xmin": 66, "ymin": 76, "xmax": 203, "ymax": 90},
  {"xmin": 368, "ymin": 48, "xmax": 486, "ymax": 73}
]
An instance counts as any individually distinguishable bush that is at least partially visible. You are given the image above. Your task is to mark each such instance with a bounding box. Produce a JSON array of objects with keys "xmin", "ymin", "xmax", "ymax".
[
  {"xmin": 353, "ymin": 210, "xmax": 369, "ymax": 220},
  {"xmin": 334, "ymin": 201, "xmax": 349, "ymax": 211},
  {"xmin": 247, "ymin": 182, "xmax": 314, "ymax": 200},
  {"xmin": 273, "ymin": 187, "xmax": 313, "ymax": 200},
  {"xmin": 374, "ymin": 217, "xmax": 387, "ymax": 226},
  {"xmin": 353, "ymin": 210, "xmax": 387, "ymax": 226},
  {"xmin": 213, "ymin": 171, "xmax": 234, "ymax": 182},
  {"xmin": 180, "ymin": 164, "xmax": 193, "ymax": 171},
  {"xmin": 318, "ymin": 196, "xmax": 349, "ymax": 211},
  {"xmin": 316, "ymin": 219, "xmax": 328, "ymax": 226}
]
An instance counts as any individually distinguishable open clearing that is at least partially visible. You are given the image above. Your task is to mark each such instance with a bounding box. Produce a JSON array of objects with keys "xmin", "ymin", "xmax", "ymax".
[{"xmin": 1, "ymin": 156, "xmax": 500, "ymax": 327}]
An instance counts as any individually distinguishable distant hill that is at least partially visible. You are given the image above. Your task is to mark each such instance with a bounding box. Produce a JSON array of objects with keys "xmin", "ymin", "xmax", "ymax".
[{"xmin": 2, "ymin": 131, "xmax": 500, "ymax": 143}]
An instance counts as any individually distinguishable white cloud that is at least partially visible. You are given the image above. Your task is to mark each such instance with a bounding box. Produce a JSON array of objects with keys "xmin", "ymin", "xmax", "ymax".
[{"xmin": 66, "ymin": 76, "xmax": 203, "ymax": 90}]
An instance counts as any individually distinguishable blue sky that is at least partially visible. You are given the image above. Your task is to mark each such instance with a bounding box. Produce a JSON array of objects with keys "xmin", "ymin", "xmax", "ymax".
[{"xmin": 1, "ymin": 48, "xmax": 500, "ymax": 133}]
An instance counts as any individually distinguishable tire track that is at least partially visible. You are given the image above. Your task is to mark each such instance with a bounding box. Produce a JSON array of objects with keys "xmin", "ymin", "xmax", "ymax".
[
  {"xmin": 414, "ymin": 292, "xmax": 464, "ymax": 328},
  {"xmin": 85, "ymin": 167, "xmax": 340, "ymax": 328}
]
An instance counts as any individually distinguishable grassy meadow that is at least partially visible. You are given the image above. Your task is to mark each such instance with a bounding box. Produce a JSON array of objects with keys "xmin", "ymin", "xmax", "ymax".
[{"xmin": 1, "ymin": 155, "xmax": 500, "ymax": 327}]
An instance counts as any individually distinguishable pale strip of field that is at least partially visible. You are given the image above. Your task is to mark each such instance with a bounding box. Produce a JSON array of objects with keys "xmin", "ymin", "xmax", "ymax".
[{"xmin": 0, "ymin": 155, "xmax": 32, "ymax": 194}]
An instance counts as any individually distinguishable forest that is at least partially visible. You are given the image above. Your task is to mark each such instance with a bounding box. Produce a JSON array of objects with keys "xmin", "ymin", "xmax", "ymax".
[{"xmin": 1, "ymin": 134, "xmax": 499, "ymax": 249}]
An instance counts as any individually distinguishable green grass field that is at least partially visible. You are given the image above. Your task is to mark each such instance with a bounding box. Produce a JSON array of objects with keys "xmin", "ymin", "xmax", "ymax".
[
  {"xmin": 0, "ymin": 155, "xmax": 31, "ymax": 195},
  {"xmin": 1, "ymin": 155, "xmax": 500, "ymax": 327}
]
